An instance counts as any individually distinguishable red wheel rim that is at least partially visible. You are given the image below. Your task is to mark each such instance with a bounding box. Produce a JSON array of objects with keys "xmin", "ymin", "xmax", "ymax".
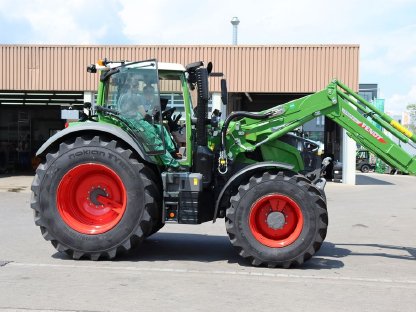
[
  {"xmin": 56, "ymin": 163, "xmax": 127, "ymax": 234},
  {"xmin": 249, "ymin": 194, "xmax": 303, "ymax": 248}
]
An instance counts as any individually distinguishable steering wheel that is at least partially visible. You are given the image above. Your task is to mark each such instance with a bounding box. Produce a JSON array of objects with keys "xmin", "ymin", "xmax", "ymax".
[
  {"xmin": 162, "ymin": 107, "xmax": 182, "ymax": 131},
  {"xmin": 170, "ymin": 113, "xmax": 182, "ymax": 131},
  {"xmin": 162, "ymin": 107, "xmax": 176, "ymax": 120}
]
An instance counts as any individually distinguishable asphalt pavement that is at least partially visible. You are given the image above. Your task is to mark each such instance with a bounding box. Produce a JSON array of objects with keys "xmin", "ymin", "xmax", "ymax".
[{"xmin": 0, "ymin": 173, "xmax": 415, "ymax": 312}]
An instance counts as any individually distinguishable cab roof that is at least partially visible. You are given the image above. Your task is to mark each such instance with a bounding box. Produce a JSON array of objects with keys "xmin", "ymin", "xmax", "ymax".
[{"xmin": 99, "ymin": 60, "xmax": 186, "ymax": 72}]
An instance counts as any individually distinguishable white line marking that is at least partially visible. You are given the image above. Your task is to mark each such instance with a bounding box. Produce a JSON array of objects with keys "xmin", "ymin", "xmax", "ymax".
[{"xmin": 7, "ymin": 262, "xmax": 416, "ymax": 285}]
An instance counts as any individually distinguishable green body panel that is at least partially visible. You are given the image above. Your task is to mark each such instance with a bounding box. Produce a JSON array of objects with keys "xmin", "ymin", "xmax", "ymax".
[
  {"xmin": 260, "ymin": 141, "xmax": 304, "ymax": 172},
  {"xmin": 232, "ymin": 140, "xmax": 304, "ymax": 172}
]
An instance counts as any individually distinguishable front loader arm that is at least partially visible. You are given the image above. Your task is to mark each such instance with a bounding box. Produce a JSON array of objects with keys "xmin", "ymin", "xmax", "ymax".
[
  {"xmin": 326, "ymin": 81, "xmax": 416, "ymax": 174},
  {"xmin": 224, "ymin": 80, "xmax": 416, "ymax": 174},
  {"xmin": 224, "ymin": 87, "xmax": 336, "ymax": 159}
]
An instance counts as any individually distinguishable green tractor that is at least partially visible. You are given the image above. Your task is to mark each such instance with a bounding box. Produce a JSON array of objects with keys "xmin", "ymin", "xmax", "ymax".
[
  {"xmin": 31, "ymin": 59, "xmax": 416, "ymax": 267},
  {"xmin": 356, "ymin": 149, "xmax": 375, "ymax": 173}
]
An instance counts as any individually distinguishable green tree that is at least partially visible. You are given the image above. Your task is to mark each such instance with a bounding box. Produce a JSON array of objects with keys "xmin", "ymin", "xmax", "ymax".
[{"xmin": 406, "ymin": 103, "xmax": 416, "ymax": 133}]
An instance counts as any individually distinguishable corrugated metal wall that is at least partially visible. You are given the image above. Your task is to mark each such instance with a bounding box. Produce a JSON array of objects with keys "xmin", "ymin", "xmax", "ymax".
[{"xmin": 0, "ymin": 45, "xmax": 359, "ymax": 93}]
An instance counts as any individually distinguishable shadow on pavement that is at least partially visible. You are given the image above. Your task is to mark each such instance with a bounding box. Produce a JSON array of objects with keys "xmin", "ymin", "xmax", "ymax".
[
  {"xmin": 49, "ymin": 234, "xmax": 360, "ymax": 270},
  {"xmin": 335, "ymin": 243, "xmax": 416, "ymax": 260},
  {"xmin": 52, "ymin": 236, "xmax": 414, "ymax": 269},
  {"xmin": 356, "ymin": 174, "xmax": 394, "ymax": 186},
  {"xmin": 316, "ymin": 242, "xmax": 415, "ymax": 261},
  {"xmin": 300, "ymin": 242, "xmax": 347, "ymax": 270},
  {"xmin": 120, "ymin": 232, "xmax": 244, "ymax": 264},
  {"xmin": 53, "ymin": 232, "xmax": 247, "ymax": 266}
]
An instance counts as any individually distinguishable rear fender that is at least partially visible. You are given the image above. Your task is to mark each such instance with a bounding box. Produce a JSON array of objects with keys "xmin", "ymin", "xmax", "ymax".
[{"xmin": 36, "ymin": 122, "xmax": 153, "ymax": 163}]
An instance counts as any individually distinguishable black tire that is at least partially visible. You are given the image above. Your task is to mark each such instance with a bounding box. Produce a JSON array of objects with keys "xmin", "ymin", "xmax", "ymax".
[
  {"xmin": 140, "ymin": 166, "xmax": 165, "ymax": 237},
  {"xmin": 360, "ymin": 164, "xmax": 370, "ymax": 173},
  {"xmin": 148, "ymin": 221, "xmax": 165, "ymax": 236},
  {"xmin": 225, "ymin": 171, "xmax": 328, "ymax": 268},
  {"xmin": 31, "ymin": 136, "xmax": 160, "ymax": 260},
  {"xmin": 317, "ymin": 188, "xmax": 327, "ymax": 204}
]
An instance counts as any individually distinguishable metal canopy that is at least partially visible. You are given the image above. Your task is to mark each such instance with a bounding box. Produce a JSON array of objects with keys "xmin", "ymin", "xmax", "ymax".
[{"xmin": 0, "ymin": 91, "xmax": 84, "ymax": 106}]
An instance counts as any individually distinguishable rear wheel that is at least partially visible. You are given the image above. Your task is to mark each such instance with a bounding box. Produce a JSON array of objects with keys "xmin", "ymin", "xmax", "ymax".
[
  {"xmin": 225, "ymin": 171, "xmax": 328, "ymax": 268},
  {"xmin": 31, "ymin": 136, "xmax": 160, "ymax": 260}
]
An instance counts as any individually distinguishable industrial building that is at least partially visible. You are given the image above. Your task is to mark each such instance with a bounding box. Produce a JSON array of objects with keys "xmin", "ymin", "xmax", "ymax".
[{"xmin": 0, "ymin": 44, "xmax": 359, "ymax": 181}]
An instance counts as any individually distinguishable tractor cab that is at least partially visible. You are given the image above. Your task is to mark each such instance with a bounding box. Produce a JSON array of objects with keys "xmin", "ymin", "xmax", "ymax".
[
  {"xmin": 356, "ymin": 149, "xmax": 375, "ymax": 173},
  {"xmin": 97, "ymin": 60, "xmax": 196, "ymax": 167},
  {"xmin": 101, "ymin": 61, "xmax": 165, "ymax": 155}
]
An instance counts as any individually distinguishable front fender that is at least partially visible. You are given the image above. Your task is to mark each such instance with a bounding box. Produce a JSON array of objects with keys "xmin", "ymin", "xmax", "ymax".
[
  {"xmin": 36, "ymin": 122, "xmax": 153, "ymax": 163},
  {"xmin": 213, "ymin": 161, "xmax": 295, "ymax": 222}
]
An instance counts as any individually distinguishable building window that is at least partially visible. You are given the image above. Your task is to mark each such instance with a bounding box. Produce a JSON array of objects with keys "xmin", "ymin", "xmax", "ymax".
[
  {"xmin": 161, "ymin": 93, "xmax": 213, "ymax": 120},
  {"xmin": 359, "ymin": 91, "xmax": 373, "ymax": 102},
  {"xmin": 315, "ymin": 115, "xmax": 325, "ymax": 127}
]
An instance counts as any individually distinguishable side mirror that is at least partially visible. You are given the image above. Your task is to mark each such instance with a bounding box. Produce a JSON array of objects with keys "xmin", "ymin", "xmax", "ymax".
[
  {"xmin": 207, "ymin": 62, "xmax": 213, "ymax": 75},
  {"xmin": 87, "ymin": 64, "xmax": 97, "ymax": 73},
  {"xmin": 221, "ymin": 79, "xmax": 228, "ymax": 105}
]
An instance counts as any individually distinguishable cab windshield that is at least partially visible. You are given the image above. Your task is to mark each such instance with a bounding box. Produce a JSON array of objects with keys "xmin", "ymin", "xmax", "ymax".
[{"xmin": 103, "ymin": 61, "xmax": 165, "ymax": 154}]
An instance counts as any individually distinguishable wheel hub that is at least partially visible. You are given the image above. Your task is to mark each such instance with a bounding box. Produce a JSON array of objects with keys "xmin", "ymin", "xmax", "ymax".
[
  {"xmin": 89, "ymin": 187, "xmax": 108, "ymax": 206},
  {"xmin": 249, "ymin": 193, "xmax": 304, "ymax": 248},
  {"xmin": 266, "ymin": 211, "xmax": 285, "ymax": 229},
  {"xmin": 56, "ymin": 163, "xmax": 127, "ymax": 235}
]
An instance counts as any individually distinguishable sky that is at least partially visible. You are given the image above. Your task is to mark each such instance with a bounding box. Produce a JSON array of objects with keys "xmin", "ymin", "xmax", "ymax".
[{"xmin": 0, "ymin": 0, "xmax": 415, "ymax": 114}]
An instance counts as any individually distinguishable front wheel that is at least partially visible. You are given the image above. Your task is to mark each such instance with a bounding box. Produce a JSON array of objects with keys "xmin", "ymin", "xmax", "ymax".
[
  {"xmin": 360, "ymin": 164, "xmax": 370, "ymax": 173},
  {"xmin": 225, "ymin": 171, "xmax": 328, "ymax": 268}
]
